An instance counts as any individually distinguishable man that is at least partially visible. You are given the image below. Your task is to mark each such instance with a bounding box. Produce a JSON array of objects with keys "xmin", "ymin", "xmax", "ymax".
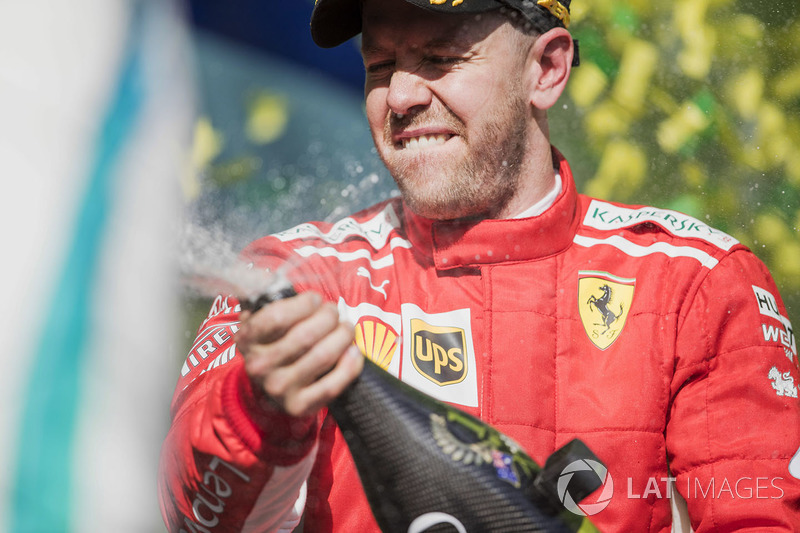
[{"xmin": 159, "ymin": 0, "xmax": 800, "ymax": 530}]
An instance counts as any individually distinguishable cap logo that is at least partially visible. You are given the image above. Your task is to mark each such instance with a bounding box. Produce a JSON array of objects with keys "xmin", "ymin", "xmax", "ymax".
[
  {"xmin": 537, "ymin": 0, "xmax": 571, "ymax": 28},
  {"xmin": 429, "ymin": 0, "xmax": 465, "ymax": 6}
]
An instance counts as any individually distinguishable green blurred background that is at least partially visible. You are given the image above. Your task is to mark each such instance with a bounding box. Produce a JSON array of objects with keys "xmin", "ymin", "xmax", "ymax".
[{"xmin": 552, "ymin": 0, "xmax": 800, "ymax": 327}]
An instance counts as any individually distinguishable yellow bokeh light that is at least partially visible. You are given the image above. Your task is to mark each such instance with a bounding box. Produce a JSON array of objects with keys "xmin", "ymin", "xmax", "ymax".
[
  {"xmin": 612, "ymin": 39, "xmax": 658, "ymax": 115},
  {"xmin": 569, "ymin": 62, "xmax": 608, "ymax": 108},
  {"xmin": 657, "ymin": 102, "xmax": 710, "ymax": 153},
  {"xmin": 586, "ymin": 140, "xmax": 646, "ymax": 200},
  {"xmin": 246, "ymin": 92, "xmax": 290, "ymax": 146}
]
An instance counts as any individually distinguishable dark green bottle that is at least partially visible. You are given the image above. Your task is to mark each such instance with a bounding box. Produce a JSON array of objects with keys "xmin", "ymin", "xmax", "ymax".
[{"xmin": 245, "ymin": 284, "xmax": 604, "ymax": 532}]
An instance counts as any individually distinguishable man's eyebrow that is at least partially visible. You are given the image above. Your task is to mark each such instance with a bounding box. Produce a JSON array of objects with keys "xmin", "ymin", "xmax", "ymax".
[
  {"xmin": 362, "ymin": 36, "xmax": 469, "ymax": 57},
  {"xmin": 361, "ymin": 42, "xmax": 387, "ymax": 58},
  {"xmin": 425, "ymin": 37, "xmax": 470, "ymax": 51}
]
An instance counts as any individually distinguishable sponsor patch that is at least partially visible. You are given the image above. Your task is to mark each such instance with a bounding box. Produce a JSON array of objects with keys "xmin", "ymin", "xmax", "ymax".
[
  {"xmin": 578, "ymin": 271, "xmax": 635, "ymax": 350},
  {"xmin": 199, "ymin": 345, "xmax": 238, "ymax": 377},
  {"xmin": 583, "ymin": 200, "xmax": 738, "ymax": 251},
  {"xmin": 768, "ymin": 366, "xmax": 798, "ymax": 399},
  {"xmin": 182, "ymin": 322, "xmax": 239, "ymax": 377},
  {"xmin": 401, "ymin": 304, "xmax": 478, "ymax": 407},
  {"xmin": 338, "ymin": 298, "xmax": 402, "ymax": 377},
  {"xmin": 410, "ymin": 318, "xmax": 468, "ymax": 387},
  {"xmin": 753, "ymin": 285, "xmax": 796, "ymax": 360},
  {"xmin": 357, "ymin": 266, "xmax": 391, "ymax": 298},
  {"xmin": 355, "ymin": 317, "xmax": 399, "ymax": 371}
]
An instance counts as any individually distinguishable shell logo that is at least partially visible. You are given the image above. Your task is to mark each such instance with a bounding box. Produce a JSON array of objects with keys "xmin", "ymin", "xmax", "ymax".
[{"xmin": 354, "ymin": 317, "xmax": 399, "ymax": 370}]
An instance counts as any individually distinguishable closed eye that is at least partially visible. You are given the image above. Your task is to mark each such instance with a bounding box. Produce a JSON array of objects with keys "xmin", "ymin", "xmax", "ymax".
[
  {"xmin": 426, "ymin": 56, "xmax": 464, "ymax": 66},
  {"xmin": 366, "ymin": 61, "xmax": 395, "ymax": 75}
]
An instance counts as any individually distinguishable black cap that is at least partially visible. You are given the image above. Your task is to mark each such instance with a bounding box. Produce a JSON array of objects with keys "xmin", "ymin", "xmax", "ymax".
[{"xmin": 310, "ymin": 0, "xmax": 573, "ymax": 49}]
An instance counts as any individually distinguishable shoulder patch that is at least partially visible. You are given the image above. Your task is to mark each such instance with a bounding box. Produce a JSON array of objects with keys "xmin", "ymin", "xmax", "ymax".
[
  {"xmin": 583, "ymin": 200, "xmax": 738, "ymax": 251},
  {"xmin": 753, "ymin": 285, "xmax": 796, "ymax": 363}
]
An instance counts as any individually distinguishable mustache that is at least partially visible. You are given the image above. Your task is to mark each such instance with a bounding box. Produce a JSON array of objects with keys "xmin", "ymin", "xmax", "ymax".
[{"xmin": 384, "ymin": 107, "xmax": 466, "ymax": 140}]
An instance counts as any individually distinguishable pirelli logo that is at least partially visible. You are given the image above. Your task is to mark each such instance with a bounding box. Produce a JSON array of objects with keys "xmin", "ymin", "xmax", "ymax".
[{"xmin": 410, "ymin": 318, "xmax": 467, "ymax": 386}]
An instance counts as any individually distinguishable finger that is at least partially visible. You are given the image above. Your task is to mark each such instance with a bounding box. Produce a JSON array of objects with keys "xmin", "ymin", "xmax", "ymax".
[
  {"xmin": 274, "ymin": 320, "xmax": 356, "ymax": 390},
  {"xmin": 277, "ymin": 302, "xmax": 342, "ymax": 362},
  {"xmin": 237, "ymin": 291, "xmax": 322, "ymax": 348},
  {"xmin": 245, "ymin": 303, "xmax": 341, "ymax": 379},
  {"xmin": 283, "ymin": 345, "xmax": 365, "ymax": 417}
]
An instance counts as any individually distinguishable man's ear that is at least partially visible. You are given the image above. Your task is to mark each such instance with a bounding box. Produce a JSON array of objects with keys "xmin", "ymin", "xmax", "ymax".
[{"xmin": 527, "ymin": 28, "xmax": 573, "ymax": 110}]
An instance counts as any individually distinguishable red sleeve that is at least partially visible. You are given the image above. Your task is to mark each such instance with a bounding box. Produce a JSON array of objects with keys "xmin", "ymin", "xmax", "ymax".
[
  {"xmin": 668, "ymin": 248, "xmax": 800, "ymax": 531},
  {"xmin": 158, "ymin": 242, "xmax": 325, "ymax": 532}
]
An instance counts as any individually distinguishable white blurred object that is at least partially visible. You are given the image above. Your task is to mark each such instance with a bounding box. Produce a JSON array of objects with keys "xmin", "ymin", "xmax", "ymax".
[{"xmin": 0, "ymin": 1, "xmax": 194, "ymax": 531}]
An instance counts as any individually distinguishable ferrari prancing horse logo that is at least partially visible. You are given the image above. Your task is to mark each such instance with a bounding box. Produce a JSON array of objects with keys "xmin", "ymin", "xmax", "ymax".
[{"xmin": 578, "ymin": 271, "xmax": 635, "ymax": 350}]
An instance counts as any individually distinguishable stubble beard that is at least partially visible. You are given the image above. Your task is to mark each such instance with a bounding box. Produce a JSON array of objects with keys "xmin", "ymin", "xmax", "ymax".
[{"xmin": 378, "ymin": 92, "xmax": 530, "ymax": 221}]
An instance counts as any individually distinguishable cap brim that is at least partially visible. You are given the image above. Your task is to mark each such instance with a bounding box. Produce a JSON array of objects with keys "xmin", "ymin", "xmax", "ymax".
[
  {"xmin": 310, "ymin": 0, "xmax": 363, "ymax": 48},
  {"xmin": 311, "ymin": 0, "xmax": 508, "ymax": 48}
]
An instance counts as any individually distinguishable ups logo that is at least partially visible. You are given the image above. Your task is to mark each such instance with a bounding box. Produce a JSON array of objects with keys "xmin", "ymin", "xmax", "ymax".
[{"xmin": 410, "ymin": 318, "xmax": 468, "ymax": 386}]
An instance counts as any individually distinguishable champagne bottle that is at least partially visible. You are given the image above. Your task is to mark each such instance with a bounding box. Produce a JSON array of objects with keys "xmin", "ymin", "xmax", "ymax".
[
  {"xmin": 328, "ymin": 358, "xmax": 602, "ymax": 532},
  {"xmin": 244, "ymin": 284, "xmax": 604, "ymax": 532}
]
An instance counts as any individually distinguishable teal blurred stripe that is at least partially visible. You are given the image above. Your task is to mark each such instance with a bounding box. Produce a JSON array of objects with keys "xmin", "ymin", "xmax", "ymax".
[{"xmin": 9, "ymin": 14, "xmax": 145, "ymax": 533}]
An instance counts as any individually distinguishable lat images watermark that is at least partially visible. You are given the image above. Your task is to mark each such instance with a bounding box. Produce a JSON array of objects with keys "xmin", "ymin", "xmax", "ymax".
[
  {"xmin": 557, "ymin": 459, "xmax": 614, "ymax": 516},
  {"xmin": 626, "ymin": 476, "xmax": 785, "ymax": 501},
  {"xmin": 558, "ymin": 461, "xmax": 788, "ymax": 516}
]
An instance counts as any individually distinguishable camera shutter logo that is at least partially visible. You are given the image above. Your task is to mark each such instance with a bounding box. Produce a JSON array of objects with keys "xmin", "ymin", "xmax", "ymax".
[{"xmin": 558, "ymin": 459, "xmax": 614, "ymax": 516}]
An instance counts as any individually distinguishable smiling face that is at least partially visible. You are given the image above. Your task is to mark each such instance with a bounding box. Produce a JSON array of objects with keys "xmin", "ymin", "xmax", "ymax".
[{"xmin": 362, "ymin": 0, "xmax": 541, "ymax": 220}]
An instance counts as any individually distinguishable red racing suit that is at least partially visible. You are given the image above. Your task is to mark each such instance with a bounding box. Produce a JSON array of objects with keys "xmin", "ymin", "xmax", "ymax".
[{"xmin": 159, "ymin": 152, "xmax": 800, "ymax": 532}]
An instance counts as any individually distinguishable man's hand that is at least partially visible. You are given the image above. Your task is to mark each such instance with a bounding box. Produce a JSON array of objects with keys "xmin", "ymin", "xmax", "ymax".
[{"xmin": 236, "ymin": 291, "xmax": 364, "ymax": 418}]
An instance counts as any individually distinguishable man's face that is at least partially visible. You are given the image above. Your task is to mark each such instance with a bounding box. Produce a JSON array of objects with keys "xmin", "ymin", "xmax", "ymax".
[{"xmin": 362, "ymin": 0, "xmax": 535, "ymax": 220}]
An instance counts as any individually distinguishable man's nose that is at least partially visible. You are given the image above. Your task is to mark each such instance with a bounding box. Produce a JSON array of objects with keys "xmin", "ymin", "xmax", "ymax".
[{"xmin": 386, "ymin": 69, "xmax": 432, "ymax": 116}]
